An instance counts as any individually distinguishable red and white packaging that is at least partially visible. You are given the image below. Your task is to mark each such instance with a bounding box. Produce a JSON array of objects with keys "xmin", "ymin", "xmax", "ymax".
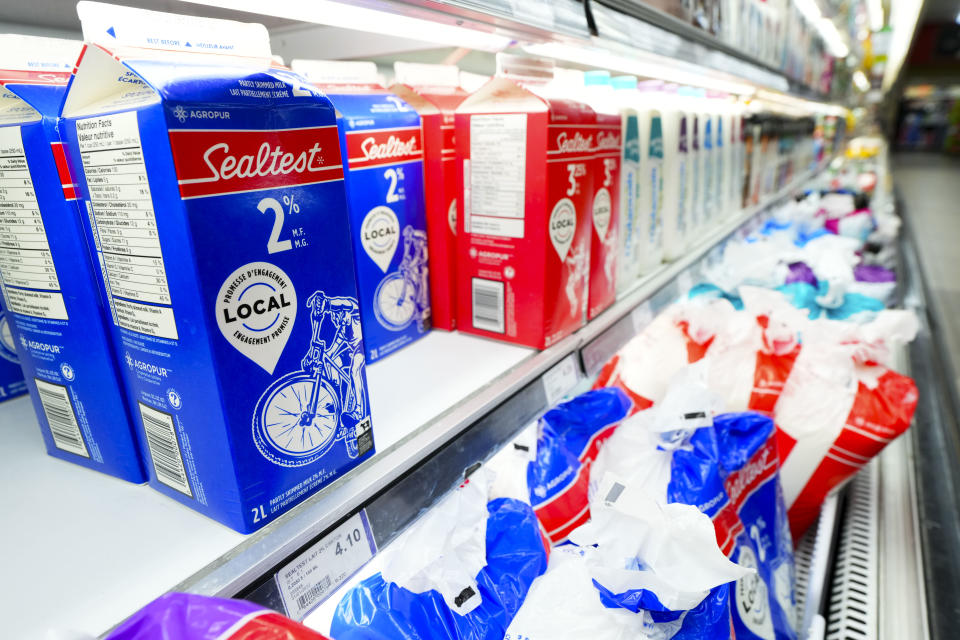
[
  {"xmin": 773, "ymin": 314, "xmax": 919, "ymax": 538},
  {"xmin": 390, "ymin": 63, "xmax": 468, "ymax": 331},
  {"xmin": 593, "ymin": 298, "xmax": 733, "ymax": 410},
  {"xmin": 587, "ymin": 112, "xmax": 621, "ymax": 320},
  {"xmin": 455, "ymin": 55, "xmax": 595, "ymax": 349}
]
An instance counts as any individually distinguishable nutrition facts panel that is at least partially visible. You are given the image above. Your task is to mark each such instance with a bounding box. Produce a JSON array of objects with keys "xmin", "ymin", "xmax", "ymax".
[
  {"xmin": 76, "ymin": 111, "xmax": 178, "ymax": 340},
  {"xmin": 0, "ymin": 126, "xmax": 67, "ymax": 320},
  {"xmin": 468, "ymin": 113, "xmax": 527, "ymax": 238}
]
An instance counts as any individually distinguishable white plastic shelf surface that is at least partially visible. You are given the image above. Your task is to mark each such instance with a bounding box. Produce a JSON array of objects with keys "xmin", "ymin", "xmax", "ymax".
[{"xmin": 0, "ymin": 331, "xmax": 531, "ymax": 640}]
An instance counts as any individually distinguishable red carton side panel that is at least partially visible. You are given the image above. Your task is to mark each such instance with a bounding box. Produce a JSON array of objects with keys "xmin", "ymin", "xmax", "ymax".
[
  {"xmin": 456, "ymin": 110, "xmax": 548, "ymax": 348},
  {"xmin": 543, "ymin": 100, "xmax": 596, "ymax": 347},
  {"xmin": 588, "ymin": 113, "xmax": 621, "ymax": 320}
]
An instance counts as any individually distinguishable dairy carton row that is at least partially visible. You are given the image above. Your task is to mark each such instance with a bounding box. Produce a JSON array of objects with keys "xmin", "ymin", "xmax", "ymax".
[{"xmin": 0, "ymin": 2, "xmax": 828, "ymax": 533}]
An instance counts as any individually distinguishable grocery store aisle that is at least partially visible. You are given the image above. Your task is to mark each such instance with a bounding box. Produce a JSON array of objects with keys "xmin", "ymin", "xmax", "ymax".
[{"xmin": 893, "ymin": 152, "xmax": 960, "ymax": 396}]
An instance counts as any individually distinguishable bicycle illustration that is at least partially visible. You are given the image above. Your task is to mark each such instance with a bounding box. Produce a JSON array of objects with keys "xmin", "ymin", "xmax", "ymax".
[
  {"xmin": 253, "ymin": 291, "xmax": 370, "ymax": 468},
  {"xmin": 373, "ymin": 226, "xmax": 430, "ymax": 332},
  {"xmin": 0, "ymin": 311, "xmax": 18, "ymax": 364}
]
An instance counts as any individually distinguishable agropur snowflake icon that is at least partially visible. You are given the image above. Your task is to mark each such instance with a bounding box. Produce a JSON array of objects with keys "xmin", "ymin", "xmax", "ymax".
[{"xmin": 172, "ymin": 105, "xmax": 188, "ymax": 123}]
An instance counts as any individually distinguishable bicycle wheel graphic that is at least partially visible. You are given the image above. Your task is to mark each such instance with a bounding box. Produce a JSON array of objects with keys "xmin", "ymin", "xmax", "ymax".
[
  {"xmin": 373, "ymin": 272, "xmax": 416, "ymax": 330},
  {"xmin": 253, "ymin": 371, "xmax": 341, "ymax": 467},
  {"xmin": 0, "ymin": 313, "xmax": 17, "ymax": 363}
]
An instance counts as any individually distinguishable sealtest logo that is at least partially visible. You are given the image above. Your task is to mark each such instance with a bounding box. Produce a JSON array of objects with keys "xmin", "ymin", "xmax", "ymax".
[
  {"xmin": 346, "ymin": 127, "xmax": 423, "ymax": 169},
  {"xmin": 555, "ymin": 131, "xmax": 593, "ymax": 154},
  {"xmin": 596, "ymin": 130, "xmax": 621, "ymax": 151},
  {"xmin": 169, "ymin": 126, "xmax": 344, "ymax": 199}
]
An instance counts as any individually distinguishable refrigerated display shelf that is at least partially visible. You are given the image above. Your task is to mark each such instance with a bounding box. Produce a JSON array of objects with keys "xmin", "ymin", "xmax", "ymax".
[{"xmin": 0, "ymin": 162, "xmax": 828, "ymax": 640}]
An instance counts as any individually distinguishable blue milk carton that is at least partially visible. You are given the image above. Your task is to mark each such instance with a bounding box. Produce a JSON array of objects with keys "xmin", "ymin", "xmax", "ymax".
[
  {"xmin": 59, "ymin": 2, "xmax": 374, "ymax": 532},
  {"xmin": 0, "ymin": 34, "xmax": 143, "ymax": 479},
  {"xmin": 0, "ymin": 295, "xmax": 27, "ymax": 402},
  {"xmin": 292, "ymin": 60, "xmax": 431, "ymax": 363}
]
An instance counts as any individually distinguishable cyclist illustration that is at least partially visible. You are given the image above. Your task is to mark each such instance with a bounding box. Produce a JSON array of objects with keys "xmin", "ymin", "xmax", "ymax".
[
  {"xmin": 253, "ymin": 291, "xmax": 370, "ymax": 468},
  {"xmin": 0, "ymin": 311, "xmax": 18, "ymax": 364},
  {"xmin": 564, "ymin": 246, "xmax": 588, "ymax": 320},
  {"xmin": 374, "ymin": 225, "xmax": 430, "ymax": 332},
  {"xmin": 602, "ymin": 228, "xmax": 618, "ymax": 285}
]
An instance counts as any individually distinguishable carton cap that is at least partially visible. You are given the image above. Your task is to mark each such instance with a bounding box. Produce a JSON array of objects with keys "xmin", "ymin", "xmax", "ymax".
[
  {"xmin": 611, "ymin": 75, "xmax": 638, "ymax": 90},
  {"xmin": 291, "ymin": 59, "xmax": 380, "ymax": 86},
  {"xmin": 394, "ymin": 62, "xmax": 460, "ymax": 88},
  {"xmin": 583, "ymin": 70, "xmax": 611, "ymax": 86},
  {"xmin": 77, "ymin": 1, "xmax": 272, "ymax": 63},
  {"xmin": 495, "ymin": 53, "xmax": 553, "ymax": 81}
]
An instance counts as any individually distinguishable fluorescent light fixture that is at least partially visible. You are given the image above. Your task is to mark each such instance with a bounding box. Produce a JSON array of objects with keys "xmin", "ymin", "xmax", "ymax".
[
  {"xmin": 818, "ymin": 17, "xmax": 850, "ymax": 58},
  {"xmin": 867, "ymin": 0, "xmax": 884, "ymax": 31},
  {"xmin": 523, "ymin": 41, "xmax": 758, "ymax": 95},
  {"xmin": 883, "ymin": 0, "xmax": 924, "ymax": 89},
  {"xmin": 178, "ymin": 0, "xmax": 513, "ymax": 51},
  {"xmin": 853, "ymin": 69, "xmax": 870, "ymax": 91}
]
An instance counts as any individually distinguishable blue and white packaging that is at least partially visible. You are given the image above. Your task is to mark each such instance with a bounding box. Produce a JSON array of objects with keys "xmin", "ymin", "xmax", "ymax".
[
  {"xmin": 715, "ymin": 412, "xmax": 797, "ymax": 640},
  {"xmin": 292, "ymin": 60, "xmax": 431, "ymax": 363},
  {"xmin": 59, "ymin": 3, "xmax": 374, "ymax": 532},
  {"xmin": 0, "ymin": 295, "xmax": 27, "ymax": 402},
  {"xmin": 0, "ymin": 35, "xmax": 143, "ymax": 479},
  {"xmin": 332, "ymin": 469, "xmax": 548, "ymax": 640}
]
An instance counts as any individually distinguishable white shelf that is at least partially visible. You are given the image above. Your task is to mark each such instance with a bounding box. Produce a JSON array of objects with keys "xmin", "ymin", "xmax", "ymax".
[{"xmin": 0, "ymin": 332, "xmax": 530, "ymax": 640}]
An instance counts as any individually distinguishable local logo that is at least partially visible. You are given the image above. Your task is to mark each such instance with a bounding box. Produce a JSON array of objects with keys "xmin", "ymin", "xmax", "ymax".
[
  {"xmin": 592, "ymin": 187, "xmax": 611, "ymax": 240},
  {"xmin": 360, "ymin": 206, "xmax": 400, "ymax": 272},
  {"xmin": 216, "ymin": 262, "xmax": 297, "ymax": 374},
  {"xmin": 549, "ymin": 198, "xmax": 577, "ymax": 261},
  {"xmin": 0, "ymin": 313, "xmax": 17, "ymax": 364},
  {"xmin": 735, "ymin": 545, "xmax": 775, "ymax": 639},
  {"xmin": 448, "ymin": 198, "xmax": 457, "ymax": 235}
]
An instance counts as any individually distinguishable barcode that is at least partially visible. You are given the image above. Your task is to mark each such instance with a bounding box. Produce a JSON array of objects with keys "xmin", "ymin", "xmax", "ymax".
[
  {"xmin": 471, "ymin": 278, "xmax": 505, "ymax": 333},
  {"xmin": 35, "ymin": 379, "xmax": 89, "ymax": 458},
  {"xmin": 296, "ymin": 575, "xmax": 332, "ymax": 610},
  {"xmin": 139, "ymin": 403, "xmax": 192, "ymax": 497}
]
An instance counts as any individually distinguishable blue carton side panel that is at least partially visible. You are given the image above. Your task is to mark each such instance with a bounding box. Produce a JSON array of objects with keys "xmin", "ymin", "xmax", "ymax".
[
  {"xmin": 0, "ymin": 104, "xmax": 144, "ymax": 481},
  {"xmin": 327, "ymin": 91, "xmax": 431, "ymax": 363},
  {"xmin": 0, "ymin": 296, "xmax": 27, "ymax": 402}
]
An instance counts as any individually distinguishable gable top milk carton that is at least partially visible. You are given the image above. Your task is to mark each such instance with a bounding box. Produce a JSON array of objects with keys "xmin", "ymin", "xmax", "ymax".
[
  {"xmin": 292, "ymin": 59, "xmax": 430, "ymax": 362},
  {"xmin": 455, "ymin": 54, "xmax": 595, "ymax": 349},
  {"xmin": 60, "ymin": 3, "xmax": 373, "ymax": 532},
  {"xmin": 389, "ymin": 62, "xmax": 468, "ymax": 332},
  {"xmin": 0, "ymin": 34, "xmax": 144, "ymax": 479},
  {"xmin": 580, "ymin": 71, "xmax": 620, "ymax": 321},
  {"xmin": 0, "ymin": 295, "xmax": 26, "ymax": 402}
]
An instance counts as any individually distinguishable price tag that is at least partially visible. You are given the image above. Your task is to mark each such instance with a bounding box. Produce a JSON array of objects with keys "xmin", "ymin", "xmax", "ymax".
[
  {"xmin": 630, "ymin": 301, "xmax": 654, "ymax": 334},
  {"xmin": 276, "ymin": 510, "xmax": 376, "ymax": 621},
  {"xmin": 542, "ymin": 353, "xmax": 580, "ymax": 408}
]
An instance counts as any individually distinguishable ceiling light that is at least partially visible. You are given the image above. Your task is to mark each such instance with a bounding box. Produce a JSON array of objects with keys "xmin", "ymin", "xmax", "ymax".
[
  {"xmin": 867, "ymin": 0, "xmax": 884, "ymax": 31},
  {"xmin": 178, "ymin": 0, "xmax": 513, "ymax": 51},
  {"xmin": 818, "ymin": 18, "xmax": 850, "ymax": 58}
]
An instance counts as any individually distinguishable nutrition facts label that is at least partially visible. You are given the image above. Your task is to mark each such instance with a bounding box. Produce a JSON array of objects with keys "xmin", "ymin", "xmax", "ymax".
[
  {"xmin": 0, "ymin": 126, "xmax": 68, "ymax": 320},
  {"xmin": 468, "ymin": 114, "xmax": 527, "ymax": 238},
  {"xmin": 77, "ymin": 111, "xmax": 178, "ymax": 340}
]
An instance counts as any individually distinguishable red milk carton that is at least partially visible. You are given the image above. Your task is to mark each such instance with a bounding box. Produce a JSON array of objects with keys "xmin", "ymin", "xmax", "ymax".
[
  {"xmin": 587, "ymin": 108, "xmax": 620, "ymax": 320},
  {"xmin": 455, "ymin": 55, "xmax": 595, "ymax": 349},
  {"xmin": 389, "ymin": 63, "xmax": 468, "ymax": 331}
]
